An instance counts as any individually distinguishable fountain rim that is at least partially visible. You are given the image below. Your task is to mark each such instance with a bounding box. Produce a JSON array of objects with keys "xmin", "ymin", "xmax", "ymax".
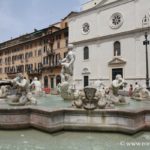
[{"xmin": 0, "ymin": 106, "xmax": 149, "ymax": 134}]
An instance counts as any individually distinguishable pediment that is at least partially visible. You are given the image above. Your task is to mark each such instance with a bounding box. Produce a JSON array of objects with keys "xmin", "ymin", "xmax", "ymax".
[
  {"xmin": 108, "ymin": 57, "xmax": 126, "ymax": 66},
  {"xmin": 82, "ymin": 68, "xmax": 90, "ymax": 75}
]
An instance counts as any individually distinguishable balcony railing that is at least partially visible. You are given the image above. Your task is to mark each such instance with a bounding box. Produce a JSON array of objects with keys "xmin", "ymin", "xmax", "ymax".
[
  {"xmin": 21, "ymin": 60, "xmax": 24, "ymax": 63},
  {"xmin": 41, "ymin": 64, "xmax": 50, "ymax": 70},
  {"xmin": 27, "ymin": 69, "xmax": 42, "ymax": 75},
  {"xmin": 6, "ymin": 71, "xmax": 17, "ymax": 74},
  {"xmin": 46, "ymin": 49, "xmax": 55, "ymax": 55},
  {"xmin": 42, "ymin": 63, "xmax": 61, "ymax": 70}
]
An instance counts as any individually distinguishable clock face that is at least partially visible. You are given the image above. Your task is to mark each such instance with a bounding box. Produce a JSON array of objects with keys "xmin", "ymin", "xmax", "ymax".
[
  {"xmin": 109, "ymin": 13, "xmax": 123, "ymax": 29},
  {"xmin": 82, "ymin": 23, "xmax": 90, "ymax": 34}
]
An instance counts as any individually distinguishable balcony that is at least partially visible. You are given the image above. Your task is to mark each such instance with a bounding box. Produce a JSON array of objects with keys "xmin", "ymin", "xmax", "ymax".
[
  {"xmin": 46, "ymin": 49, "xmax": 55, "ymax": 56},
  {"xmin": 42, "ymin": 64, "xmax": 50, "ymax": 70},
  {"xmin": 7, "ymin": 71, "xmax": 17, "ymax": 74},
  {"xmin": 7, "ymin": 72, "xmax": 18, "ymax": 79},
  {"xmin": 27, "ymin": 69, "xmax": 42, "ymax": 75},
  {"xmin": 6, "ymin": 70, "xmax": 18, "ymax": 77},
  {"xmin": 54, "ymin": 63, "xmax": 61, "ymax": 68},
  {"xmin": 42, "ymin": 63, "xmax": 61, "ymax": 71}
]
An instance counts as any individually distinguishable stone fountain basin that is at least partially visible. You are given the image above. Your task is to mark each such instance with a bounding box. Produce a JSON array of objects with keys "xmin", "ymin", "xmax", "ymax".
[{"xmin": 0, "ymin": 106, "xmax": 150, "ymax": 134}]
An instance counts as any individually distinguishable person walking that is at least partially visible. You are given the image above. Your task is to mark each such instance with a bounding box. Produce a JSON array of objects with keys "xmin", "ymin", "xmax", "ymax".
[{"xmin": 129, "ymin": 84, "xmax": 133, "ymax": 97}]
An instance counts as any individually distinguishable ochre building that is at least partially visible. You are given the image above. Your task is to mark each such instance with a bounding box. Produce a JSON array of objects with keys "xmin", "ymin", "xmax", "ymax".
[{"xmin": 0, "ymin": 12, "xmax": 76, "ymax": 90}]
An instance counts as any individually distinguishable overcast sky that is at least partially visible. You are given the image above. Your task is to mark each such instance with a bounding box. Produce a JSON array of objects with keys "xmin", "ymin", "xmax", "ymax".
[{"xmin": 0, "ymin": 0, "xmax": 88, "ymax": 43}]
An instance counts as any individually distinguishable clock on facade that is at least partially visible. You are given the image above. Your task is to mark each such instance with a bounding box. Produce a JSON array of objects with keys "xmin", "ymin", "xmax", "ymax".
[
  {"xmin": 109, "ymin": 13, "xmax": 123, "ymax": 29},
  {"xmin": 82, "ymin": 23, "xmax": 90, "ymax": 34}
]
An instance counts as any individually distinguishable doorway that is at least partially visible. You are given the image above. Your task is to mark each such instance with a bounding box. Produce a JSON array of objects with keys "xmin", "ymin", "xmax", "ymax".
[
  {"xmin": 56, "ymin": 75, "xmax": 61, "ymax": 85},
  {"xmin": 112, "ymin": 68, "xmax": 123, "ymax": 80},
  {"xmin": 44, "ymin": 76, "xmax": 48, "ymax": 88},
  {"xmin": 51, "ymin": 77, "xmax": 54, "ymax": 89},
  {"xmin": 84, "ymin": 76, "xmax": 89, "ymax": 87}
]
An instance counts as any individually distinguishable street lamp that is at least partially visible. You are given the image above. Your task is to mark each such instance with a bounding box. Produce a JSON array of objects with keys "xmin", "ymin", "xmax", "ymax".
[{"xmin": 142, "ymin": 15, "xmax": 150, "ymax": 90}]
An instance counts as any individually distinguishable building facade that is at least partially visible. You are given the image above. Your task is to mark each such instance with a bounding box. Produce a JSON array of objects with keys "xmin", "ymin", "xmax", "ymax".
[
  {"xmin": 42, "ymin": 18, "xmax": 69, "ymax": 90},
  {"xmin": 69, "ymin": 0, "xmax": 150, "ymax": 89},
  {"xmin": 0, "ymin": 13, "xmax": 76, "ymax": 90}
]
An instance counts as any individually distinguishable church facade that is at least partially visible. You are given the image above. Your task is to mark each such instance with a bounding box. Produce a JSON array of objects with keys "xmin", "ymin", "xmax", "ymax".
[{"xmin": 68, "ymin": 0, "xmax": 150, "ymax": 89}]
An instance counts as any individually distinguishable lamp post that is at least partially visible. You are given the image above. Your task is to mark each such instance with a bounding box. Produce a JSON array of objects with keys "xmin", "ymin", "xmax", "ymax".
[{"xmin": 142, "ymin": 15, "xmax": 150, "ymax": 90}]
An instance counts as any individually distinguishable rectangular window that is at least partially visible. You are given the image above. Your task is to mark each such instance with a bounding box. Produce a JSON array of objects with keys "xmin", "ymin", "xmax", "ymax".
[
  {"xmin": 35, "ymin": 50, "xmax": 37, "ymax": 57},
  {"xmin": 84, "ymin": 47, "xmax": 89, "ymax": 60},
  {"xmin": 56, "ymin": 54, "xmax": 60, "ymax": 65},
  {"xmin": 38, "ymin": 63, "xmax": 42, "ymax": 70},
  {"xmin": 46, "ymin": 57, "xmax": 49, "ymax": 64},
  {"xmin": 0, "ymin": 59, "xmax": 2, "ymax": 65},
  {"xmin": 25, "ymin": 53, "xmax": 28, "ymax": 59},
  {"xmin": 57, "ymin": 41, "xmax": 60, "ymax": 49},
  {"xmin": 43, "ymin": 57, "xmax": 45, "ymax": 65},
  {"xmin": 0, "ymin": 68, "xmax": 2, "ymax": 73},
  {"xmin": 38, "ymin": 50, "xmax": 42, "ymax": 56},
  {"xmin": 34, "ymin": 63, "xmax": 37, "ymax": 70}
]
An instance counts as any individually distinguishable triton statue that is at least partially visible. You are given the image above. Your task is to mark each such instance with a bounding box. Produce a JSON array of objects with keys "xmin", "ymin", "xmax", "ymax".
[{"xmin": 5, "ymin": 73, "xmax": 37, "ymax": 106}]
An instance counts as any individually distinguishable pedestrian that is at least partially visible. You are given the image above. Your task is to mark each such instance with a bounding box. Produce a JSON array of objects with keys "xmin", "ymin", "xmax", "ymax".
[
  {"xmin": 129, "ymin": 84, "xmax": 133, "ymax": 96},
  {"xmin": 135, "ymin": 82, "xmax": 140, "ymax": 90}
]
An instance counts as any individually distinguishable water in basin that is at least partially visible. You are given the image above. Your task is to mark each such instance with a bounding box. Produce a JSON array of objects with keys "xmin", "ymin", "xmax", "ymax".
[
  {"xmin": 0, "ymin": 95, "xmax": 150, "ymax": 150},
  {"xmin": 36, "ymin": 95, "xmax": 71, "ymax": 108},
  {"xmin": 0, "ymin": 95, "xmax": 71, "ymax": 109},
  {"xmin": 0, "ymin": 129, "xmax": 150, "ymax": 150},
  {"xmin": 0, "ymin": 95, "xmax": 150, "ymax": 110}
]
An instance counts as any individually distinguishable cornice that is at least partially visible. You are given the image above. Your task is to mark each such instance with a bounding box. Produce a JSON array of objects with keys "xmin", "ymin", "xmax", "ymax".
[
  {"xmin": 0, "ymin": 28, "xmax": 68, "ymax": 51},
  {"xmin": 70, "ymin": 27, "xmax": 150, "ymax": 45},
  {"xmin": 69, "ymin": 0, "xmax": 135, "ymax": 20}
]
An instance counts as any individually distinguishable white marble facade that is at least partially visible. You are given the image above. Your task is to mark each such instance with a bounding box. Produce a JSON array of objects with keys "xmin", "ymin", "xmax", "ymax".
[{"xmin": 68, "ymin": 0, "xmax": 150, "ymax": 89}]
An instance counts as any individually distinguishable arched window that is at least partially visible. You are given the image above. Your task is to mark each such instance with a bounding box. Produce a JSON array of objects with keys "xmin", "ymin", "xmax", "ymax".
[
  {"xmin": 44, "ymin": 76, "xmax": 48, "ymax": 88},
  {"xmin": 114, "ymin": 41, "xmax": 121, "ymax": 56},
  {"xmin": 84, "ymin": 47, "xmax": 89, "ymax": 60}
]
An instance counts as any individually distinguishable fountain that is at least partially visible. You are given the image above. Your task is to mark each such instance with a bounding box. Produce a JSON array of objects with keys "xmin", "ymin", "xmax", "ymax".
[
  {"xmin": 0, "ymin": 45, "xmax": 150, "ymax": 134},
  {"xmin": 0, "ymin": 46, "xmax": 150, "ymax": 149}
]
